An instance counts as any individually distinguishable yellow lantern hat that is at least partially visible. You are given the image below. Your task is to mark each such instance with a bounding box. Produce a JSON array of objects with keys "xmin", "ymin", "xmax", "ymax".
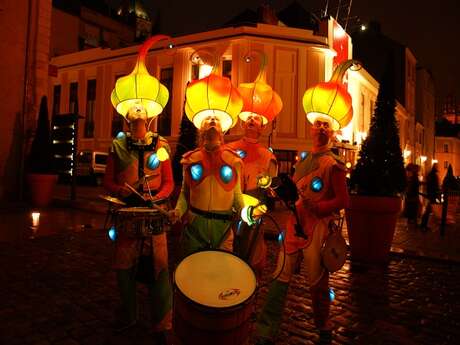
[
  {"xmin": 111, "ymin": 35, "xmax": 171, "ymax": 118},
  {"xmin": 302, "ymin": 60, "xmax": 359, "ymax": 131},
  {"xmin": 238, "ymin": 51, "xmax": 283, "ymax": 124},
  {"xmin": 185, "ymin": 51, "xmax": 243, "ymax": 132}
]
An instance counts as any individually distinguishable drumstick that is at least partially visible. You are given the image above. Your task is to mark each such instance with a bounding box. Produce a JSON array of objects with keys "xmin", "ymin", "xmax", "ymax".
[{"xmin": 123, "ymin": 182, "xmax": 170, "ymax": 218}]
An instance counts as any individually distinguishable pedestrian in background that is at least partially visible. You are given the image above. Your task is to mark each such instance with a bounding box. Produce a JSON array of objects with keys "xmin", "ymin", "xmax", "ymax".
[
  {"xmin": 420, "ymin": 163, "xmax": 440, "ymax": 231},
  {"xmin": 404, "ymin": 163, "xmax": 420, "ymax": 225}
]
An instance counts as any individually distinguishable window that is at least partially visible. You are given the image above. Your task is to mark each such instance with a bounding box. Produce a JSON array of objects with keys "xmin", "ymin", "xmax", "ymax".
[
  {"xmin": 69, "ymin": 82, "xmax": 78, "ymax": 113},
  {"xmin": 158, "ymin": 67, "xmax": 173, "ymax": 136},
  {"xmin": 222, "ymin": 59, "xmax": 232, "ymax": 79},
  {"xmin": 111, "ymin": 75, "xmax": 125, "ymax": 137},
  {"xmin": 52, "ymin": 85, "xmax": 61, "ymax": 116},
  {"xmin": 84, "ymin": 79, "xmax": 96, "ymax": 138},
  {"xmin": 444, "ymin": 161, "xmax": 449, "ymax": 169},
  {"xmin": 444, "ymin": 144, "xmax": 449, "ymax": 153},
  {"xmin": 191, "ymin": 64, "xmax": 199, "ymax": 80}
]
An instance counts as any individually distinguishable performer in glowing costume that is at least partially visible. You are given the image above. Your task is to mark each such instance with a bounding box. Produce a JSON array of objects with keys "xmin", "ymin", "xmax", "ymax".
[
  {"xmin": 256, "ymin": 61, "xmax": 356, "ymax": 344},
  {"xmin": 170, "ymin": 53, "xmax": 266, "ymax": 256},
  {"xmin": 103, "ymin": 35, "xmax": 173, "ymax": 343},
  {"xmin": 226, "ymin": 51, "xmax": 282, "ymax": 274}
]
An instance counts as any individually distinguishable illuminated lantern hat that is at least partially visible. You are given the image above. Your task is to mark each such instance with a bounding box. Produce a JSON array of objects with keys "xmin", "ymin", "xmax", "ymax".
[
  {"xmin": 302, "ymin": 60, "xmax": 359, "ymax": 130},
  {"xmin": 238, "ymin": 51, "xmax": 283, "ymax": 124},
  {"xmin": 184, "ymin": 50, "xmax": 243, "ymax": 132},
  {"xmin": 111, "ymin": 35, "xmax": 171, "ymax": 119}
]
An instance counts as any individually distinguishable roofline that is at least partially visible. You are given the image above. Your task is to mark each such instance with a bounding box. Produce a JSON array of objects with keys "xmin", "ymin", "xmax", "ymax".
[{"xmin": 51, "ymin": 23, "xmax": 328, "ymax": 68}]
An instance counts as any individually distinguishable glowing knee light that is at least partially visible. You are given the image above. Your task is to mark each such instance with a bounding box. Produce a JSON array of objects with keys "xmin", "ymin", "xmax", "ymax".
[{"xmin": 108, "ymin": 226, "xmax": 117, "ymax": 242}]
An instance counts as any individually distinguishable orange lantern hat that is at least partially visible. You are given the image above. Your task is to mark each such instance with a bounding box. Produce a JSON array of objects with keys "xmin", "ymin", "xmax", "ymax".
[
  {"xmin": 184, "ymin": 50, "xmax": 243, "ymax": 132},
  {"xmin": 237, "ymin": 51, "xmax": 283, "ymax": 124},
  {"xmin": 111, "ymin": 35, "xmax": 172, "ymax": 119},
  {"xmin": 302, "ymin": 60, "xmax": 359, "ymax": 130}
]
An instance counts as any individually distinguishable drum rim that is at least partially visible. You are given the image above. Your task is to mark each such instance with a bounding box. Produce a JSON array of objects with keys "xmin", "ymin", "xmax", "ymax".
[{"xmin": 173, "ymin": 249, "xmax": 258, "ymax": 310}]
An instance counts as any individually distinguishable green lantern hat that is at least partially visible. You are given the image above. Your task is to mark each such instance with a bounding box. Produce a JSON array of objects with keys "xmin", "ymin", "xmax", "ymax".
[{"xmin": 111, "ymin": 35, "xmax": 171, "ymax": 119}]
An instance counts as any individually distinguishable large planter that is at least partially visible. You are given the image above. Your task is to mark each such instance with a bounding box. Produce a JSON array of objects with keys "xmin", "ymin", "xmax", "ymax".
[
  {"xmin": 26, "ymin": 173, "xmax": 58, "ymax": 208},
  {"xmin": 345, "ymin": 195, "xmax": 402, "ymax": 264}
]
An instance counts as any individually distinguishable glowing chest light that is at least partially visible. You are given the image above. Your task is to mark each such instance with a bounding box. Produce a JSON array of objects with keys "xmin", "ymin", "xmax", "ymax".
[
  {"xmin": 190, "ymin": 163, "xmax": 203, "ymax": 181},
  {"xmin": 220, "ymin": 165, "xmax": 233, "ymax": 183},
  {"xmin": 310, "ymin": 176, "xmax": 324, "ymax": 192},
  {"xmin": 236, "ymin": 149, "xmax": 247, "ymax": 159},
  {"xmin": 147, "ymin": 153, "xmax": 160, "ymax": 170}
]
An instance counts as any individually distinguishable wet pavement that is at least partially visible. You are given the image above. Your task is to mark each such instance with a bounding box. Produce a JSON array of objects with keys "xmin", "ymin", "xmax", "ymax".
[{"xmin": 0, "ymin": 184, "xmax": 459, "ymax": 344}]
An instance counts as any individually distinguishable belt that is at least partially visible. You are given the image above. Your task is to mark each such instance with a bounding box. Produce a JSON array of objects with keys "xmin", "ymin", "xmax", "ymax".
[{"xmin": 190, "ymin": 206, "xmax": 234, "ymax": 221}]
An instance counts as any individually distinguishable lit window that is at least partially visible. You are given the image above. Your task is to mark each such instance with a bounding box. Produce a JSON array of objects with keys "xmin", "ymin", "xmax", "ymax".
[{"xmin": 444, "ymin": 161, "xmax": 449, "ymax": 169}]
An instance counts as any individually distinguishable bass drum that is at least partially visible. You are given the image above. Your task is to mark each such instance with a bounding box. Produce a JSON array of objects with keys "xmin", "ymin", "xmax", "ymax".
[{"xmin": 173, "ymin": 250, "xmax": 257, "ymax": 345}]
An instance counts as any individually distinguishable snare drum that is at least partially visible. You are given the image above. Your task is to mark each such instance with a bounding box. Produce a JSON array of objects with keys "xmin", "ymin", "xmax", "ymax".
[
  {"xmin": 173, "ymin": 250, "xmax": 256, "ymax": 345},
  {"xmin": 114, "ymin": 207, "xmax": 164, "ymax": 237}
]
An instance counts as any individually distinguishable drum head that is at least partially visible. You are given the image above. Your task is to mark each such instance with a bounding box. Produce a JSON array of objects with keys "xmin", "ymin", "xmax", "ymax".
[{"xmin": 174, "ymin": 251, "xmax": 256, "ymax": 308}]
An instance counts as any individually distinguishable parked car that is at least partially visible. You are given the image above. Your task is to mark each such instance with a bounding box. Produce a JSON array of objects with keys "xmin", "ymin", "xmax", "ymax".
[{"xmin": 76, "ymin": 150, "xmax": 108, "ymax": 185}]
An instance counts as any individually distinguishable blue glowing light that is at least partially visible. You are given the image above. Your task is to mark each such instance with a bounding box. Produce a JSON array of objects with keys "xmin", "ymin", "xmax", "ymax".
[
  {"xmin": 329, "ymin": 288, "xmax": 335, "ymax": 301},
  {"xmin": 236, "ymin": 149, "xmax": 247, "ymax": 159},
  {"xmin": 268, "ymin": 147, "xmax": 274, "ymax": 153},
  {"xmin": 278, "ymin": 231, "xmax": 285, "ymax": 243},
  {"xmin": 190, "ymin": 163, "xmax": 203, "ymax": 181},
  {"xmin": 108, "ymin": 226, "xmax": 117, "ymax": 242},
  {"xmin": 147, "ymin": 153, "xmax": 160, "ymax": 170},
  {"xmin": 236, "ymin": 220, "xmax": 243, "ymax": 235},
  {"xmin": 300, "ymin": 151, "xmax": 308, "ymax": 161},
  {"xmin": 220, "ymin": 165, "xmax": 233, "ymax": 183},
  {"xmin": 310, "ymin": 176, "xmax": 323, "ymax": 192},
  {"xmin": 116, "ymin": 131, "xmax": 126, "ymax": 140}
]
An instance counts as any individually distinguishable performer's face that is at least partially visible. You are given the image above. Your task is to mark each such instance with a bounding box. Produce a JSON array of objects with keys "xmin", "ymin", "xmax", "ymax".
[
  {"xmin": 243, "ymin": 114, "xmax": 264, "ymax": 138},
  {"xmin": 127, "ymin": 103, "xmax": 148, "ymax": 123},
  {"xmin": 311, "ymin": 119, "xmax": 333, "ymax": 148},
  {"xmin": 201, "ymin": 115, "xmax": 222, "ymax": 133}
]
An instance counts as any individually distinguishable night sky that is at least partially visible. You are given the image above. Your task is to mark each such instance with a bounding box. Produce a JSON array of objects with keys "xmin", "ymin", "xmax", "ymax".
[{"xmin": 109, "ymin": 0, "xmax": 460, "ymax": 105}]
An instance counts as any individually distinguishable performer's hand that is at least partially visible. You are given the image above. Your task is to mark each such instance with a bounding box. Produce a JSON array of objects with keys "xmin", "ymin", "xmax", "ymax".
[
  {"xmin": 168, "ymin": 209, "xmax": 180, "ymax": 224},
  {"xmin": 118, "ymin": 186, "xmax": 132, "ymax": 198},
  {"xmin": 252, "ymin": 204, "xmax": 268, "ymax": 218}
]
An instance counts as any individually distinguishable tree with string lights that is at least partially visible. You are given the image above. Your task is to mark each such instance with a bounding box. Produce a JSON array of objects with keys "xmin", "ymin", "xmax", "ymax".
[{"xmin": 350, "ymin": 59, "xmax": 406, "ymax": 196}]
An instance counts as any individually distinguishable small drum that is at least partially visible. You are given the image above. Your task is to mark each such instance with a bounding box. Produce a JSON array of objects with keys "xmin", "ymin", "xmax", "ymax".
[
  {"xmin": 173, "ymin": 251, "xmax": 257, "ymax": 345},
  {"xmin": 114, "ymin": 207, "xmax": 165, "ymax": 237}
]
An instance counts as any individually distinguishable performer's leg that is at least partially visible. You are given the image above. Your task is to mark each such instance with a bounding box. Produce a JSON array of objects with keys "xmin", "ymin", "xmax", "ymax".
[
  {"xmin": 148, "ymin": 269, "xmax": 172, "ymax": 331},
  {"xmin": 218, "ymin": 224, "xmax": 234, "ymax": 252},
  {"xmin": 256, "ymin": 249, "xmax": 298, "ymax": 340},
  {"xmin": 116, "ymin": 268, "xmax": 137, "ymax": 325},
  {"xmin": 150, "ymin": 234, "xmax": 172, "ymax": 332},
  {"xmin": 302, "ymin": 223, "xmax": 331, "ymax": 331}
]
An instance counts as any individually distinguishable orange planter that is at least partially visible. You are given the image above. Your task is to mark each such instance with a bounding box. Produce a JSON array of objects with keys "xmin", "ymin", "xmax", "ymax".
[
  {"xmin": 26, "ymin": 173, "xmax": 57, "ymax": 208},
  {"xmin": 345, "ymin": 195, "xmax": 401, "ymax": 264}
]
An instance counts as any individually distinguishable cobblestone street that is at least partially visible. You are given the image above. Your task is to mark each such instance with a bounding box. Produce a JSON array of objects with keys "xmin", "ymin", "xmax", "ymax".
[{"xmin": 0, "ymin": 198, "xmax": 459, "ymax": 345}]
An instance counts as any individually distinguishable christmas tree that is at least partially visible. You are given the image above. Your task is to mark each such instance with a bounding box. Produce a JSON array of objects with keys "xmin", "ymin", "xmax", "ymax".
[
  {"xmin": 350, "ymin": 59, "xmax": 406, "ymax": 196},
  {"xmin": 172, "ymin": 112, "xmax": 197, "ymax": 184},
  {"xmin": 26, "ymin": 96, "xmax": 56, "ymax": 174}
]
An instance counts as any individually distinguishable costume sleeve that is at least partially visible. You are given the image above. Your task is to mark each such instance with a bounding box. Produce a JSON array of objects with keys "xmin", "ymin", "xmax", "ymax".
[
  {"xmin": 232, "ymin": 161, "xmax": 245, "ymax": 212},
  {"xmin": 316, "ymin": 165, "xmax": 349, "ymax": 217},
  {"xmin": 153, "ymin": 159, "xmax": 174, "ymax": 200},
  {"xmin": 175, "ymin": 167, "xmax": 190, "ymax": 218},
  {"xmin": 103, "ymin": 152, "xmax": 122, "ymax": 195}
]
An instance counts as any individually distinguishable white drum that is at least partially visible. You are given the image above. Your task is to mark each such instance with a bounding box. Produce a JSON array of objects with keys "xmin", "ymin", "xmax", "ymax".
[{"xmin": 173, "ymin": 250, "xmax": 257, "ymax": 345}]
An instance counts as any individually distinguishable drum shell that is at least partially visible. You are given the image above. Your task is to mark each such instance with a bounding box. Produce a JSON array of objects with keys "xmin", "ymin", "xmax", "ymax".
[
  {"xmin": 114, "ymin": 208, "xmax": 164, "ymax": 237},
  {"xmin": 173, "ymin": 286, "xmax": 254, "ymax": 345}
]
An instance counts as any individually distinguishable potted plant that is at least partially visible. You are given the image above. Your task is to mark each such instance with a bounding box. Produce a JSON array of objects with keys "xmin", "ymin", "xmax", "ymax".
[
  {"xmin": 25, "ymin": 96, "xmax": 58, "ymax": 207},
  {"xmin": 346, "ymin": 59, "xmax": 406, "ymax": 264}
]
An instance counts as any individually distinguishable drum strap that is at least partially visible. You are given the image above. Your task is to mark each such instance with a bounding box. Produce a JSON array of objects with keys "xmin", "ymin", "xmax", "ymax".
[{"xmin": 190, "ymin": 206, "xmax": 233, "ymax": 221}]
